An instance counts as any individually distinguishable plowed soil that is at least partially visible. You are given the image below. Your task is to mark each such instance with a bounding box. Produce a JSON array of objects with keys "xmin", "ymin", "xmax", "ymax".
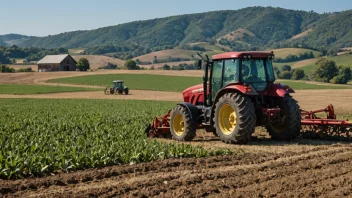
[{"xmin": 1, "ymin": 138, "xmax": 351, "ymax": 197}]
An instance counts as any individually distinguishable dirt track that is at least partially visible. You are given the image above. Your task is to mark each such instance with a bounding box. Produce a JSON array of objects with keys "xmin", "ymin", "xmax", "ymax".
[{"xmin": 1, "ymin": 138, "xmax": 351, "ymax": 197}]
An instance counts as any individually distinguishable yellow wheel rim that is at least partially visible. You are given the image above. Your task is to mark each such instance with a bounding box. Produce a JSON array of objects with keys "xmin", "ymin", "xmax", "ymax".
[
  {"xmin": 218, "ymin": 104, "xmax": 237, "ymax": 135},
  {"xmin": 172, "ymin": 114, "xmax": 185, "ymax": 136}
]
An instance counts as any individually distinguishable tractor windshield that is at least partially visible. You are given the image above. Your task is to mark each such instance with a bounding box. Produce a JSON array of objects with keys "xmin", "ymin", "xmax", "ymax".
[{"xmin": 240, "ymin": 59, "xmax": 275, "ymax": 91}]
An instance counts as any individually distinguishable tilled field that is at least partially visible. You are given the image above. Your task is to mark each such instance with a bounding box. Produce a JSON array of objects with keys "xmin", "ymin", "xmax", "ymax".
[{"xmin": 1, "ymin": 141, "xmax": 351, "ymax": 198}]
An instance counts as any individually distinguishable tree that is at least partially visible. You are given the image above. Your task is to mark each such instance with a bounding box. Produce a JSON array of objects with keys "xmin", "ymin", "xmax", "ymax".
[
  {"xmin": 76, "ymin": 58, "xmax": 90, "ymax": 71},
  {"xmin": 162, "ymin": 64, "xmax": 170, "ymax": 70},
  {"xmin": 279, "ymin": 71, "xmax": 292, "ymax": 79},
  {"xmin": 153, "ymin": 56, "xmax": 158, "ymax": 64},
  {"xmin": 330, "ymin": 66, "xmax": 351, "ymax": 84},
  {"xmin": 311, "ymin": 58, "xmax": 338, "ymax": 82},
  {"xmin": 281, "ymin": 65, "xmax": 291, "ymax": 72},
  {"xmin": 124, "ymin": 59, "xmax": 139, "ymax": 70},
  {"xmin": 291, "ymin": 69, "xmax": 305, "ymax": 80}
]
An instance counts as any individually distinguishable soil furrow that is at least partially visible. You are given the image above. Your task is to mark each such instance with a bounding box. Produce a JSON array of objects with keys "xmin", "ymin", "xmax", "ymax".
[{"xmin": 11, "ymin": 147, "xmax": 350, "ymax": 197}]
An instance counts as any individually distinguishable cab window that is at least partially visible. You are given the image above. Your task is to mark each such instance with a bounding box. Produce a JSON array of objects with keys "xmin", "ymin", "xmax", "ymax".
[{"xmin": 223, "ymin": 59, "xmax": 239, "ymax": 86}]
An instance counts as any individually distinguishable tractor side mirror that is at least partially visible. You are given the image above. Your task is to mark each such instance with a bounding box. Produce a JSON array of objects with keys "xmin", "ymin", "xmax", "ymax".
[{"xmin": 197, "ymin": 60, "xmax": 202, "ymax": 70}]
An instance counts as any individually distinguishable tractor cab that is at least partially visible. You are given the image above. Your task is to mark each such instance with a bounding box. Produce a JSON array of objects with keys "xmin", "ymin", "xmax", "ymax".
[
  {"xmin": 210, "ymin": 52, "xmax": 276, "ymax": 99},
  {"xmin": 113, "ymin": 80, "xmax": 124, "ymax": 90}
]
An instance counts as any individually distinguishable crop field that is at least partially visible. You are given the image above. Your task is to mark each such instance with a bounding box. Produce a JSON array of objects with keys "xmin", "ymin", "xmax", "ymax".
[
  {"xmin": 0, "ymin": 84, "xmax": 99, "ymax": 95},
  {"xmin": 48, "ymin": 74, "xmax": 202, "ymax": 92},
  {"xmin": 48, "ymin": 74, "xmax": 352, "ymax": 92},
  {"xmin": 271, "ymin": 48, "xmax": 321, "ymax": 59},
  {"xmin": 1, "ymin": 71, "xmax": 352, "ymax": 197},
  {"xmin": 0, "ymin": 99, "xmax": 230, "ymax": 179}
]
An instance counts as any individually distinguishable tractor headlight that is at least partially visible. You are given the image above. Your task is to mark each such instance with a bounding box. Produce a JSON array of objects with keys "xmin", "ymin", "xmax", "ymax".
[
  {"xmin": 248, "ymin": 55, "xmax": 252, "ymax": 59},
  {"xmin": 243, "ymin": 55, "xmax": 248, "ymax": 59}
]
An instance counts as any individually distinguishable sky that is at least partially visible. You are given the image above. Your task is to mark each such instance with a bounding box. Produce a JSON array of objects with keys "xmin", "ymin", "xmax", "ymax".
[{"xmin": 1, "ymin": 0, "xmax": 352, "ymax": 36}]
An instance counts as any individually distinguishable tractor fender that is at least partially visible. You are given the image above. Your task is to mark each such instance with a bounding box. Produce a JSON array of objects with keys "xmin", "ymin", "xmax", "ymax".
[
  {"xmin": 265, "ymin": 83, "xmax": 295, "ymax": 97},
  {"xmin": 177, "ymin": 102, "xmax": 199, "ymax": 120},
  {"xmin": 213, "ymin": 84, "xmax": 258, "ymax": 105}
]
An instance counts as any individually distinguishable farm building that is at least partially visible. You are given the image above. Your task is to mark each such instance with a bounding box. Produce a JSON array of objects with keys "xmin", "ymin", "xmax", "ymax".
[{"xmin": 37, "ymin": 54, "xmax": 76, "ymax": 72}]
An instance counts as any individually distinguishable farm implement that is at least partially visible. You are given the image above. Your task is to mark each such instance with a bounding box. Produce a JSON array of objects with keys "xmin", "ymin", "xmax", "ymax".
[{"xmin": 146, "ymin": 51, "xmax": 351, "ymax": 143}]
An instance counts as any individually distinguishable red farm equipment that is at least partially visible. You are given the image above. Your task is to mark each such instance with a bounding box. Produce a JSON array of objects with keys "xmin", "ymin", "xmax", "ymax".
[{"xmin": 146, "ymin": 51, "xmax": 352, "ymax": 144}]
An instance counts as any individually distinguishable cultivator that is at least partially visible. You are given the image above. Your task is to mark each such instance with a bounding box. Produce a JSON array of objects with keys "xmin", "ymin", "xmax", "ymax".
[
  {"xmin": 146, "ymin": 104, "xmax": 352, "ymax": 141},
  {"xmin": 300, "ymin": 104, "xmax": 352, "ymax": 141}
]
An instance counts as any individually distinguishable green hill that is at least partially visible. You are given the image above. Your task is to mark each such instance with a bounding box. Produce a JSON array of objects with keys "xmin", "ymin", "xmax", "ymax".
[
  {"xmin": 1, "ymin": 7, "xmax": 351, "ymax": 61},
  {"xmin": 0, "ymin": 34, "xmax": 34, "ymax": 46},
  {"xmin": 16, "ymin": 7, "xmax": 326, "ymax": 50}
]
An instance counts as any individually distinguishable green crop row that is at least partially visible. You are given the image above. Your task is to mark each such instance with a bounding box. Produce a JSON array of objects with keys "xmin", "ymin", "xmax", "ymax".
[
  {"xmin": 0, "ymin": 84, "xmax": 100, "ymax": 95},
  {"xmin": 0, "ymin": 99, "xmax": 231, "ymax": 179},
  {"xmin": 48, "ymin": 74, "xmax": 352, "ymax": 92},
  {"xmin": 47, "ymin": 74, "xmax": 202, "ymax": 92}
]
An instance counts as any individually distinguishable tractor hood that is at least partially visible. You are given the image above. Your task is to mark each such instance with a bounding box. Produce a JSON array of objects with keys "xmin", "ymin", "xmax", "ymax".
[{"xmin": 183, "ymin": 84, "xmax": 204, "ymax": 103}]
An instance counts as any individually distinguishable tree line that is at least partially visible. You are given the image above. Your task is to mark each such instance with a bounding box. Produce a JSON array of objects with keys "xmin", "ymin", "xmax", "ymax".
[
  {"xmin": 275, "ymin": 58, "xmax": 351, "ymax": 84},
  {"xmin": 0, "ymin": 45, "xmax": 68, "ymax": 64}
]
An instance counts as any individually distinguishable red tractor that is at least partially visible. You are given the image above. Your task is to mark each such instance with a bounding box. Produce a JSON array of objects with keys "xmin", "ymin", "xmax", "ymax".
[{"xmin": 146, "ymin": 51, "xmax": 351, "ymax": 144}]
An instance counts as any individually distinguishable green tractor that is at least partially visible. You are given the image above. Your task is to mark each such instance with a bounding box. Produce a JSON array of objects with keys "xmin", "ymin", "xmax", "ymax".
[{"xmin": 105, "ymin": 80, "xmax": 129, "ymax": 95}]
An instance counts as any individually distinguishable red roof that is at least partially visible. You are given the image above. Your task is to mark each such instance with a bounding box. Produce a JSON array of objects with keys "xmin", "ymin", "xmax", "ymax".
[{"xmin": 212, "ymin": 51, "xmax": 273, "ymax": 60}]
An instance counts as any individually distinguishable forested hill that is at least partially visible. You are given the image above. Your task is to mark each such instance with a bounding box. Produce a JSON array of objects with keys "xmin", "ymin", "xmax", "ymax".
[
  {"xmin": 8, "ymin": 7, "xmax": 352, "ymax": 51},
  {"xmin": 0, "ymin": 34, "xmax": 34, "ymax": 46}
]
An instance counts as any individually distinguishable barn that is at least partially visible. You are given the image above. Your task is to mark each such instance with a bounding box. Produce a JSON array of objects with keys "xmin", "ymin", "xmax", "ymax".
[{"xmin": 37, "ymin": 54, "xmax": 77, "ymax": 72}]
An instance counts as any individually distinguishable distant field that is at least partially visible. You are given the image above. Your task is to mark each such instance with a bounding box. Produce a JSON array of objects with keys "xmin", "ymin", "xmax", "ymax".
[
  {"xmin": 290, "ymin": 29, "xmax": 313, "ymax": 40},
  {"xmin": 133, "ymin": 49, "xmax": 197, "ymax": 62},
  {"xmin": 273, "ymin": 54, "xmax": 352, "ymax": 76},
  {"xmin": 217, "ymin": 28, "xmax": 256, "ymax": 41},
  {"xmin": 48, "ymin": 74, "xmax": 352, "ymax": 92},
  {"xmin": 68, "ymin": 48, "xmax": 85, "ymax": 55},
  {"xmin": 278, "ymin": 80, "xmax": 352, "ymax": 90},
  {"xmin": 0, "ymin": 84, "xmax": 99, "ymax": 95},
  {"xmin": 48, "ymin": 74, "xmax": 202, "ymax": 92},
  {"xmin": 72, "ymin": 55, "xmax": 125, "ymax": 70},
  {"xmin": 272, "ymin": 48, "xmax": 321, "ymax": 59}
]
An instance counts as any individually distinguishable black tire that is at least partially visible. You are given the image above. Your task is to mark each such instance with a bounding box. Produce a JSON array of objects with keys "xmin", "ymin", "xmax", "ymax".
[
  {"xmin": 266, "ymin": 95, "xmax": 301, "ymax": 141},
  {"xmin": 124, "ymin": 88, "xmax": 129, "ymax": 95},
  {"xmin": 213, "ymin": 92, "xmax": 256, "ymax": 144},
  {"xmin": 170, "ymin": 105, "xmax": 197, "ymax": 141}
]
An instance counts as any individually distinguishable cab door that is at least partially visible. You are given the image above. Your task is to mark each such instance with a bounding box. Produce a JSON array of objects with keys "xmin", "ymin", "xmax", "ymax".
[{"xmin": 211, "ymin": 60, "xmax": 223, "ymax": 100}]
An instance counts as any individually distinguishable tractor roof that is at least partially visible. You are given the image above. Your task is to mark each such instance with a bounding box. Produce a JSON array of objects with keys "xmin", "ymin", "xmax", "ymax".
[
  {"xmin": 212, "ymin": 51, "xmax": 274, "ymax": 60},
  {"xmin": 113, "ymin": 80, "xmax": 124, "ymax": 83}
]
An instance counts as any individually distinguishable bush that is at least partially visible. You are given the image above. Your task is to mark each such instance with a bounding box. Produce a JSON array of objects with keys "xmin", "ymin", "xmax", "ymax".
[
  {"xmin": 1, "ymin": 65, "xmax": 15, "ymax": 73},
  {"xmin": 124, "ymin": 59, "xmax": 140, "ymax": 70},
  {"xmin": 291, "ymin": 69, "xmax": 305, "ymax": 80},
  {"xmin": 98, "ymin": 63, "xmax": 118, "ymax": 70},
  {"xmin": 17, "ymin": 67, "xmax": 34, "ymax": 72},
  {"xmin": 330, "ymin": 66, "xmax": 351, "ymax": 84},
  {"xmin": 279, "ymin": 71, "xmax": 292, "ymax": 79},
  {"xmin": 281, "ymin": 65, "xmax": 291, "ymax": 72}
]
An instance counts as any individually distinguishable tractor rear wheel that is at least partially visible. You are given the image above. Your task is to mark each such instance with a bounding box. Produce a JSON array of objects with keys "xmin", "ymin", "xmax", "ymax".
[
  {"xmin": 214, "ymin": 92, "xmax": 256, "ymax": 144},
  {"xmin": 266, "ymin": 95, "xmax": 301, "ymax": 141},
  {"xmin": 170, "ymin": 105, "xmax": 196, "ymax": 141}
]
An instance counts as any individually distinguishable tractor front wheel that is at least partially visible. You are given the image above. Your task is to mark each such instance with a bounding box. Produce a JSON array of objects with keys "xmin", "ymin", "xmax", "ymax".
[
  {"xmin": 266, "ymin": 95, "xmax": 301, "ymax": 141},
  {"xmin": 124, "ymin": 88, "xmax": 129, "ymax": 95},
  {"xmin": 214, "ymin": 92, "xmax": 256, "ymax": 144},
  {"xmin": 170, "ymin": 105, "xmax": 196, "ymax": 141}
]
